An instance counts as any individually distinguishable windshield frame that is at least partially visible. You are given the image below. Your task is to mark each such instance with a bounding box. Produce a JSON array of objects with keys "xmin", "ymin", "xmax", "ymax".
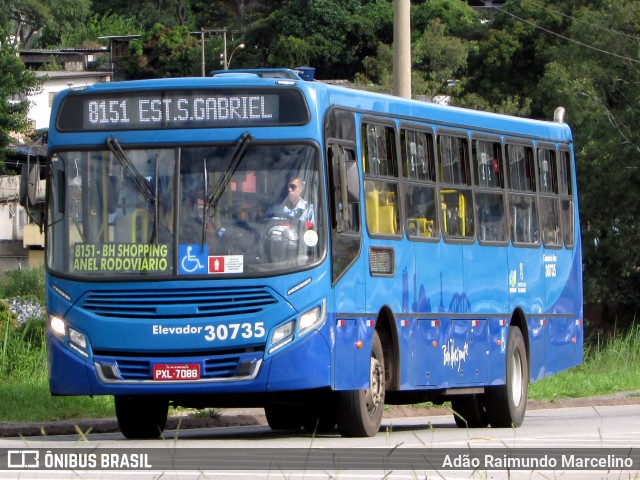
[{"xmin": 45, "ymin": 140, "xmax": 327, "ymax": 281}]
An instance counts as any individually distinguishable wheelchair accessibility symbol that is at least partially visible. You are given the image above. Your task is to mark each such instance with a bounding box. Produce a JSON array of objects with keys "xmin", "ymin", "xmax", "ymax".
[{"xmin": 179, "ymin": 244, "xmax": 208, "ymax": 274}]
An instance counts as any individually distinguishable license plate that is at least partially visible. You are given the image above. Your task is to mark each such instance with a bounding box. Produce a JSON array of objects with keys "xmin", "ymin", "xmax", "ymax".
[{"xmin": 153, "ymin": 363, "xmax": 201, "ymax": 381}]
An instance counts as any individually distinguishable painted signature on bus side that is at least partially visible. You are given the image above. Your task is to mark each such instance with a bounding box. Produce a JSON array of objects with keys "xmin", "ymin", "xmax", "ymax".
[{"xmin": 442, "ymin": 338, "xmax": 469, "ymax": 372}]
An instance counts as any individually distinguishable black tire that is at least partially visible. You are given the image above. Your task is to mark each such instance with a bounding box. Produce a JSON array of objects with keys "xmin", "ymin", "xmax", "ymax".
[
  {"xmin": 114, "ymin": 396, "xmax": 168, "ymax": 439},
  {"xmin": 336, "ymin": 331, "xmax": 385, "ymax": 437},
  {"xmin": 264, "ymin": 405, "xmax": 303, "ymax": 431},
  {"xmin": 484, "ymin": 326, "xmax": 528, "ymax": 427},
  {"xmin": 452, "ymin": 394, "xmax": 489, "ymax": 428}
]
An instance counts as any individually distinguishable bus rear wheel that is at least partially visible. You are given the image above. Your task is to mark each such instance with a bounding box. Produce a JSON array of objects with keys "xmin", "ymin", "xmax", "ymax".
[
  {"xmin": 336, "ymin": 331, "xmax": 385, "ymax": 437},
  {"xmin": 114, "ymin": 396, "xmax": 168, "ymax": 439},
  {"xmin": 484, "ymin": 326, "xmax": 528, "ymax": 427}
]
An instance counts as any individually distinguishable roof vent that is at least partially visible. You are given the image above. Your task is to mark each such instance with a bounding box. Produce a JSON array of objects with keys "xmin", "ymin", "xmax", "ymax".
[{"xmin": 553, "ymin": 107, "xmax": 566, "ymax": 123}]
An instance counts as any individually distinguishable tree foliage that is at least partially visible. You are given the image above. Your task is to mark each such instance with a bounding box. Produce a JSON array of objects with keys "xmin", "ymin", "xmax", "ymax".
[
  {"xmin": 121, "ymin": 23, "xmax": 201, "ymax": 79},
  {"xmin": 58, "ymin": 12, "xmax": 139, "ymax": 48},
  {"xmin": 92, "ymin": 0, "xmax": 192, "ymax": 29},
  {"xmin": 0, "ymin": 42, "xmax": 42, "ymax": 171}
]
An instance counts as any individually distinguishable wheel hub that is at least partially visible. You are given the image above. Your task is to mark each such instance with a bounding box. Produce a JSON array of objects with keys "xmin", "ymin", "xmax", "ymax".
[{"xmin": 366, "ymin": 357, "xmax": 384, "ymax": 411}]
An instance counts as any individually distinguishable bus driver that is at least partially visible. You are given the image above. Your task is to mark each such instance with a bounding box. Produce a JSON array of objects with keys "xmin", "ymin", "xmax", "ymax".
[{"xmin": 282, "ymin": 176, "xmax": 314, "ymax": 226}]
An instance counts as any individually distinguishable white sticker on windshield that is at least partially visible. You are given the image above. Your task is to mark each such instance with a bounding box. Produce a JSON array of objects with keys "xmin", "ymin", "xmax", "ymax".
[{"xmin": 303, "ymin": 229, "xmax": 319, "ymax": 247}]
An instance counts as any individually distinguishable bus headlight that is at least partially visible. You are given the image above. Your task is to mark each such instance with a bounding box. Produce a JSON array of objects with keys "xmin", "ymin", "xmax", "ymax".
[
  {"xmin": 69, "ymin": 328, "xmax": 87, "ymax": 350},
  {"xmin": 48, "ymin": 315, "xmax": 89, "ymax": 357},
  {"xmin": 269, "ymin": 321, "xmax": 294, "ymax": 353},
  {"xmin": 49, "ymin": 315, "xmax": 66, "ymax": 337},
  {"xmin": 297, "ymin": 300, "xmax": 326, "ymax": 337}
]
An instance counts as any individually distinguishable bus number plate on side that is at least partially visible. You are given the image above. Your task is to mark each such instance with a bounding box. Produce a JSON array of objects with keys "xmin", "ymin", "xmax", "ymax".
[{"xmin": 153, "ymin": 364, "xmax": 201, "ymax": 381}]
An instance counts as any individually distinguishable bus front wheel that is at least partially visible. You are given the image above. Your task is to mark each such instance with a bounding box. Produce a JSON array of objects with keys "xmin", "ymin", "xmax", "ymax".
[
  {"xmin": 336, "ymin": 331, "xmax": 385, "ymax": 437},
  {"xmin": 114, "ymin": 396, "xmax": 168, "ymax": 439},
  {"xmin": 484, "ymin": 326, "xmax": 528, "ymax": 427}
]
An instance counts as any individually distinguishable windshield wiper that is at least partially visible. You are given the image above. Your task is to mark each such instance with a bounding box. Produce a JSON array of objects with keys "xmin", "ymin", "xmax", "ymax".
[
  {"xmin": 201, "ymin": 132, "xmax": 253, "ymax": 245},
  {"xmin": 107, "ymin": 136, "xmax": 156, "ymax": 204},
  {"xmin": 205, "ymin": 132, "xmax": 253, "ymax": 211}
]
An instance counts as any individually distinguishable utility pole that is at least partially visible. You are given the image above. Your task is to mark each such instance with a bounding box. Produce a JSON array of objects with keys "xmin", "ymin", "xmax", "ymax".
[
  {"xmin": 392, "ymin": 0, "xmax": 411, "ymax": 99},
  {"xmin": 200, "ymin": 29, "xmax": 206, "ymax": 76},
  {"xmin": 196, "ymin": 28, "xmax": 229, "ymax": 76}
]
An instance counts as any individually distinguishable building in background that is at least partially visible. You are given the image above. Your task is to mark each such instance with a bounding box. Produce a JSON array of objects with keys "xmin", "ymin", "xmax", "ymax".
[{"xmin": 2, "ymin": 49, "xmax": 111, "ymax": 269}]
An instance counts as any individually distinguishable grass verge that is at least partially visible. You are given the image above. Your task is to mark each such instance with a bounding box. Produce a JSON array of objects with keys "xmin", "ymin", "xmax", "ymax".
[{"xmin": 529, "ymin": 325, "xmax": 640, "ymax": 400}]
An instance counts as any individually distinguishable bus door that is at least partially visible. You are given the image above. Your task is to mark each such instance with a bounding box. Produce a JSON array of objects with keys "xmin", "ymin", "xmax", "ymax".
[{"xmin": 327, "ymin": 142, "xmax": 367, "ymax": 389}]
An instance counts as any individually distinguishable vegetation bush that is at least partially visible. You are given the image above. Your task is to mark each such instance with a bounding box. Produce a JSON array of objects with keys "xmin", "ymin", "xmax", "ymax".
[{"xmin": 0, "ymin": 267, "xmax": 46, "ymax": 304}]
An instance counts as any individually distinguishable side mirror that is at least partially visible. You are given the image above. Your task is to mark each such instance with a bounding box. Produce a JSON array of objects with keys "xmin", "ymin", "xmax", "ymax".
[
  {"xmin": 27, "ymin": 163, "xmax": 45, "ymax": 206},
  {"xmin": 19, "ymin": 161, "xmax": 46, "ymax": 226}
]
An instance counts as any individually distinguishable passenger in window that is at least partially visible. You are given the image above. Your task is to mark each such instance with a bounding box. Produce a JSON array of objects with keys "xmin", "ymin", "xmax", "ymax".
[{"xmin": 281, "ymin": 176, "xmax": 315, "ymax": 226}]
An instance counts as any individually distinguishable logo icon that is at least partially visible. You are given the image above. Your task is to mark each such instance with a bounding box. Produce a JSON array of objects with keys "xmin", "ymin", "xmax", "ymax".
[{"xmin": 8, "ymin": 450, "xmax": 39, "ymax": 469}]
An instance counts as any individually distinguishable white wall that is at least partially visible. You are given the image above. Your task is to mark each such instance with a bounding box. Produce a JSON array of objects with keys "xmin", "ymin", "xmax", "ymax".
[
  {"xmin": 0, "ymin": 176, "xmax": 23, "ymax": 241},
  {"xmin": 29, "ymin": 72, "xmax": 111, "ymax": 130}
]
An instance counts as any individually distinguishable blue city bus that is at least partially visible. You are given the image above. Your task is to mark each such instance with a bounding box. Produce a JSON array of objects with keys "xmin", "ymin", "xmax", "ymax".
[{"xmin": 31, "ymin": 68, "xmax": 582, "ymax": 438}]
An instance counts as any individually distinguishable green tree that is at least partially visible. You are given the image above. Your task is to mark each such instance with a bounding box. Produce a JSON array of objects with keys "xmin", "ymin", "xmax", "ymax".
[
  {"xmin": 412, "ymin": 19, "xmax": 469, "ymax": 101},
  {"xmin": 92, "ymin": 0, "xmax": 193, "ymax": 29},
  {"xmin": 412, "ymin": 0, "xmax": 479, "ymax": 38},
  {"xmin": 121, "ymin": 23, "xmax": 201, "ymax": 78},
  {"xmin": 460, "ymin": 0, "xmax": 569, "ymax": 117},
  {"xmin": 3, "ymin": 0, "xmax": 53, "ymax": 48},
  {"xmin": 59, "ymin": 12, "xmax": 139, "ymax": 48},
  {"xmin": 36, "ymin": 0, "xmax": 92, "ymax": 47},
  {"xmin": 0, "ymin": 42, "xmax": 43, "ymax": 172},
  {"xmin": 245, "ymin": 0, "xmax": 392, "ymax": 78}
]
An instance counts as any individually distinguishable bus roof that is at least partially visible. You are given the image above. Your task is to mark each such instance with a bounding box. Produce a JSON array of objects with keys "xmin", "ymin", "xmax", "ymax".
[{"xmin": 56, "ymin": 69, "xmax": 572, "ymax": 144}]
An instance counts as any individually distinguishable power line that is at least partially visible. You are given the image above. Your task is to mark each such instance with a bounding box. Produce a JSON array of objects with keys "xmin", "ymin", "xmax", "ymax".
[
  {"xmin": 486, "ymin": 1, "xmax": 640, "ymax": 65},
  {"xmin": 529, "ymin": 0, "xmax": 640, "ymax": 40},
  {"xmin": 525, "ymin": 0, "xmax": 640, "ymax": 42}
]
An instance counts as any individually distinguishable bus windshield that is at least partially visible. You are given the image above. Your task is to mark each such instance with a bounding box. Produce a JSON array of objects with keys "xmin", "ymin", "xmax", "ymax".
[{"xmin": 47, "ymin": 142, "xmax": 324, "ymax": 277}]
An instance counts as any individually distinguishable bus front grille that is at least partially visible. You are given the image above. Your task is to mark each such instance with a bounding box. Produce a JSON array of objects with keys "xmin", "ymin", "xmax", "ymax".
[
  {"xmin": 94, "ymin": 349, "xmax": 263, "ymax": 382},
  {"xmin": 78, "ymin": 286, "xmax": 278, "ymax": 319}
]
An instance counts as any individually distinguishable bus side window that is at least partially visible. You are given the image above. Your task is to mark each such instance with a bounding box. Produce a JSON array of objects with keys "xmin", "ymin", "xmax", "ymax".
[
  {"xmin": 362, "ymin": 122, "xmax": 400, "ymax": 236},
  {"xmin": 538, "ymin": 148, "xmax": 561, "ymax": 247},
  {"xmin": 401, "ymin": 128, "xmax": 438, "ymax": 240},
  {"xmin": 405, "ymin": 184, "xmax": 437, "ymax": 238},
  {"xmin": 473, "ymin": 139, "xmax": 507, "ymax": 243},
  {"xmin": 475, "ymin": 192, "xmax": 507, "ymax": 242},
  {"xmin": 506, "ymin": 143, "xmax": 538, "ymax": 245},
  {"xmin": 440, "ymin": 189, "xmax": 472, "ymax": 237},
  {"xmin": 558, "ymin": 150, "xmax": 574, "ymax": 247},
  {"xmin": 438, "ymin": 134, "xmax": 474, "ymax": 239},
  {"xmin": 401, "ymin": 129, "xmax": 435, "ymax": 182},
  {"xmin": 362, "ymin": 124, "xmax": 397, "ymax": 177},
  {"xmin": 365, "ymin": 181, "xmax": 398, "ymax": 235}
]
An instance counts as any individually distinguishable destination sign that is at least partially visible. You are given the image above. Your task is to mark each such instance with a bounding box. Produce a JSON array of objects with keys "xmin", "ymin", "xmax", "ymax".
[{"xmin": 56, "ymin": 88, "xmax": 309, "ymax": 131}]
